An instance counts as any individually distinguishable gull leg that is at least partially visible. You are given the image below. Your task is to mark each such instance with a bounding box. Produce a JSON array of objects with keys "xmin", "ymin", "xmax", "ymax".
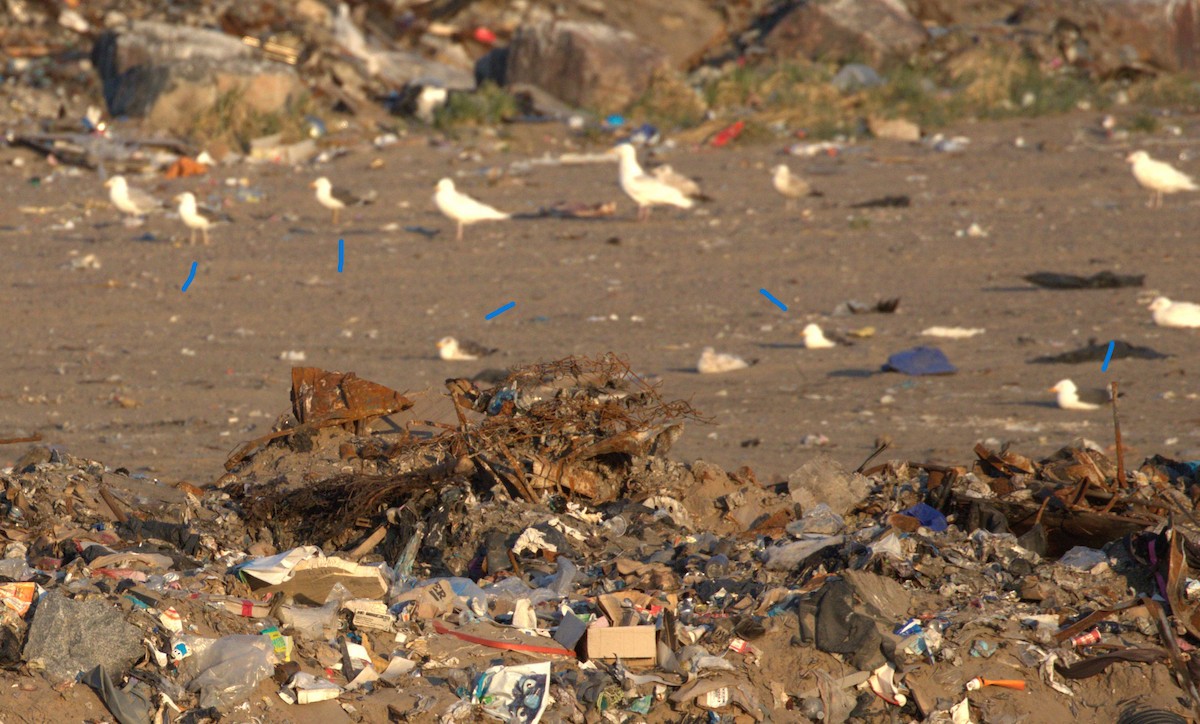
[
  {"xmin": 202, "ymin": 227, "xmax": 210, "ymax": 245},
  {"xmin": 188, "ymin": 228, "xmax": 196, "ymax": 245},
  {"xmin": 456, "ymin": 222, "xmax": 464, "ymax": 241},
  {"xmin": 332, "ymin": 208, "xmax": 339, "ymax": 225}
]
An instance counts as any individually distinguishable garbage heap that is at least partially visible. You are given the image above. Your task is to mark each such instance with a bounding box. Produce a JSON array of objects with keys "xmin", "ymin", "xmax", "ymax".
[{"xmin": 1, "ymin": 354, "xmax": 1198, "ymax": 722}]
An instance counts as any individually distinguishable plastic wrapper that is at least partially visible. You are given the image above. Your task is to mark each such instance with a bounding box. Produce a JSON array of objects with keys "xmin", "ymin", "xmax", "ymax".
[{"xmin": 186, "ymin": 634, "xmax": 275, "ymax": 709}]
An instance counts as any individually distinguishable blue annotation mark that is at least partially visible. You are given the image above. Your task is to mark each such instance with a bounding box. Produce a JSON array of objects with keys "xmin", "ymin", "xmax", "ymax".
[
  {"xmin": 181, "ymin": 261, "xmax": 198, "ymax": 292},
  {"xmin": 337, "ymin": 238, "xmax": 345, "ymax": 273},
  {"xmin": 759, "ymin": 288, "xmax": 787, "ymax": 312},
  {"xmin": 485, "ymin": 301, "xmax": 516, "ymax": 320},
  {"xmin": 1101, "ymin": 340, "xmax": 1116, "ymax": 372}
]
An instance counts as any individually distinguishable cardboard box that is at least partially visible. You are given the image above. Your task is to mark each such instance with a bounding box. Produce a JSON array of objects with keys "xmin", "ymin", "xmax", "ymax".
[{"xmin": 583, "ymin": 625, "xmax": 656, "ymax": 662}]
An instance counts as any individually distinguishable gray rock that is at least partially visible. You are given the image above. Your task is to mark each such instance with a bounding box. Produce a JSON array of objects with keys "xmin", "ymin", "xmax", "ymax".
[
  {"xmin": 91, "ymin": 21, "xmax": 303, "ymax": 136},
  {"xmin": 788, "ymin": 454, "xmax": 872, "ymax": 515},
  {"xmin": 23, "ymin": 591, "xmax": 143, "ymax": 683},
  {"xmin": 831, "ymin": 63, "xmax": 884, "ymax": 92},
  {"xmin": 506, "ymin": 19, "xmax": 672, "ymax": 113},
  {"xmin": 763, "ymin": 0, "xmax": 928, "ymax": 66}
]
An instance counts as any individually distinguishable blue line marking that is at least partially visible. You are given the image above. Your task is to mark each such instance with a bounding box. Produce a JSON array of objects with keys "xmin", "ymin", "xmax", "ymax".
[
  {"xmin": 1101, "ymin": 340, "xmax": 1116, "ymax": 372},
  {"xmin": 181, "ymin": 261, "xmax": 197, "ymax": 292},
  {"xmin": 759, "ymin": 288, "xmax": 787, "ymax": 311},
  {"xmin": 338, "ymin": 238, "xmax": 345, "ymax": 273},
  {"xmin": 485, "ymin": 301, "xmax": 516, "ymax": 320}
]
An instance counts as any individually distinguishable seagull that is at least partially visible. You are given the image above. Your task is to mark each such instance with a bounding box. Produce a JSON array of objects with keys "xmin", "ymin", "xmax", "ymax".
[
  {"xmin": 1126, "ymin": 150, "xmax": 1198, "ymax": 208},
  {"xmin": 434, "ymin": 178, "xmax": 510, "ymax": 241},
  {"xmin": 772, "ymin": 164, "xmax": 813, "ymax": 201},
  {"xmin": 1049, "ymin": 379, "xmax": 1112, "ymax": 411},
  {"xmin": 802, "ymin": 323, "xmax": 850, "ymax": 349},
  {"xmin": 1148, "ymin": 296, "xmax": 1200, "ymax": 328},
  {"xmin": 697, "ymin": 347, "xmax": 750, "ymax": 374},
  {"xmin": 437, "ymin": 336, "xmax": 498, "ymax": 361},
  {"xmin": 174, "ymin": 192, "xmax": 215, "ymax": 245},
  {"xmin": 103, "ymin": 175, "xmax": 163, "ymax": 217},
  {"xmin": 611, "ymin": 143, "xmax": 694, "ymax": 220},
  {"xmin": 310, "ymin": 177, "xmax": 372, "ymax": 224}
]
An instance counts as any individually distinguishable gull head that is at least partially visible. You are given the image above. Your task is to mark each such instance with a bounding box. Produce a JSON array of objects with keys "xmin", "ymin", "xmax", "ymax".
[
  {"xmin": 802, "ymin": 323, "xmax": 822, "ymax": 338},
  {"xmin": 772, "ymin": 165, "xmax": 789, "ymax": 179},
  {"xmin": 436, "ymin": 336, "xmax": 458, "ymax": 358},
  {"xmin": 436, "ymin": 178, "xmax": 455, "ymax": 193},
  {"xmin": 103, "ymin": 175, "xmax": 126, "ymax": 191},
  {"xmin": 310, "ymin": 177, "xmax": 331, "ymax": 192},
  {"xmin": 1148, "ymin": 296, "xmax": 1172, "ymax": 312},
  {"xmin": 1126, "ymin": 150, "xmax": 1149, "ymax": 165},
  {"xmin": 1049, "ymin": 379, "xmax": 1076, "ymax": 395}
]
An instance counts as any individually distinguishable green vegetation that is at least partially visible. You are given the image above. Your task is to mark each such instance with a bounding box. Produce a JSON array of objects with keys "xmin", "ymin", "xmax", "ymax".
[
  {"xmin": 433, "ymin": 82, "xmax": 517, "ymax": 131},
  {"xmin": 618, "ymin": 45, "xmax": 1199, "ymax": 141},
  {"xmin": 186, "ymin": 87, "xmax": 316, "ymax": 150}
]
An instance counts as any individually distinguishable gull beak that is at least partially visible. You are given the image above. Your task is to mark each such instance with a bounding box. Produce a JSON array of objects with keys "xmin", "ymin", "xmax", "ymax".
[
  {"xmin": 1047, "ymin": 386, "xmax": 1058, "ymax": 393},
  {"xmin": 308, "ymin": 181, "xmax": 317, "ymax": 189},
  {"xmin": 102, "ymin": 179, "xmax": 112, "ymax": 188}
]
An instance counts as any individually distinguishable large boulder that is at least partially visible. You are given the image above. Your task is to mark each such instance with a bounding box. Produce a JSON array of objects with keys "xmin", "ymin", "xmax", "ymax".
[
  {"xmin": 763, "ymin": 0, "xmax": 929, "ymax": 66},
  {"xmin": 506, "ymin": 19, "xmax": 673, "ymax": 113},
  {"xmin": 578, "ymin": 0, "xmax": 729, "ymax": 69},
  {"xmin": 92, "ymin": 21, "xmax": 303, "ymax": 135},
  {"xmin": 1031, "ymin": 0, "xmax": 1200, "ymax": 74},
  {"xmin": 23, "ymin": 591, "xmax": 144, "ymax": 684}
]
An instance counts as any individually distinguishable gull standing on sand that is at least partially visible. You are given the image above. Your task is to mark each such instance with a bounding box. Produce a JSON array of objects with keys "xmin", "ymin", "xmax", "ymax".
[
  {"xmin": 802, "ymin": 323, "xmax": 849, "ymax": 349},
  {"xmin": 772, "ymin": 164, "xmax": 813, "ymax": 202},
  {"xmin": 104, "ymin": 175, "xmax": 162, "ymax": 218},
  {"xmin": 1148, "ymin": 296, "xmax": 1200, "ymax": 328},
  {"xmin": 437, "ymin": 336, "xmax": 498, "ymax": 361},
  {"xmin": 611, "ymin": 143, "xmax": 694, "ymax": 220},
  {"xmin": 174, "ymin": 192, "xmax": 215, "ymax": 245},
  {"xmin": 697, "ymin": 347, "xmax": 750, "ymax": 374},
  {"xmin": 310, "ymin": 177, "xmax": 372, "ymax": 224},
  {"xmin": 434, "ymin": 178, "xmax": 509, "ymax": 241},
  {"xmin": 1049, "ymin": 379, "xmax": 1111, "ymax": 411},
  {"xmin": 1126, "ymin": 150, "xmax": 1197, "ymax": 208}
]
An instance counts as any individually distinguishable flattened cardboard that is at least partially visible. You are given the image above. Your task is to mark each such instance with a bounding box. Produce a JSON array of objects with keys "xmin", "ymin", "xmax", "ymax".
[
  {"xmin": 583, "ymin": 625, "xmax": 656, "ymax": 662},
  {"xmin": 257, "ymin": 556, "xmax": 388, "ymax": 605}
]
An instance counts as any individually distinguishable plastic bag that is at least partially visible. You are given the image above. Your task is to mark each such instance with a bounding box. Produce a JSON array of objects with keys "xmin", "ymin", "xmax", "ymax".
[
  {"xmin": 280, "ymin": 601, "xmax": 339, "ymax": 640},
  {"xmin": 186, "ymin": 635, "xmax": 275, "ymax": 709}
]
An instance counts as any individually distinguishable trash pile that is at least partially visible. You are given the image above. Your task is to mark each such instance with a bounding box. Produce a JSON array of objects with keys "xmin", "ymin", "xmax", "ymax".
[
  {"xmin": 2, "ymin": 354, "xmax": 1198, "ymax": 722},
  {"xmin": 3, "ymin": 0, "xmax": 1197, "ymax": 164}
]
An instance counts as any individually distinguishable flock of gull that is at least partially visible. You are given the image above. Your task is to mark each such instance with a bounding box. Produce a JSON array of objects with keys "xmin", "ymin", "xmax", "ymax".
[{"xmin": 103, "ymin": 141, "xmax": 1199, "ymax": 410}]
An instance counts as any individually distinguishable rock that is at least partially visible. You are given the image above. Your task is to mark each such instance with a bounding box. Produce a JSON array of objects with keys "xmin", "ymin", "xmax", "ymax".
[
  {"xmin": 91, "ymin": 21, "xmax": 303, "ymax": 136},
  {"xmin": 1032, "ymin": 0, "xmax": 1200, "ymax": 74},
  {"xmin": 506, "ymin": 19, "xmax": 673, "ymax": 113},
  {"xmin": 581, "ymin": 0, "xmax": 729, "ymax": 69},
  {"xmin": 23, "ymin": 591, "xmax": 143, "ymax": 683},
  {"xmin": 831, "ymin": 63, "xmax": 884, "ymax": 91},
  {"xmin": 787, "ymin": 454, "xmax": 872, "ymax": 515},
  {"xmin": 869, "ymin": 116, "xmax": 922, "ymax": 141},
  {"xmin": 373, "ymin": 51, "xmax": 474, "ymax": 90},
  {"xmin": 763, "ymin": 0, "xmax": 929, "ymax": 66}
]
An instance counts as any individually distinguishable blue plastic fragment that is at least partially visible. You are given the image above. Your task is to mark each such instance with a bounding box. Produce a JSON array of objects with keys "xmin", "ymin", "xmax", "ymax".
[
  {"xmin": 882, "ymin": 346, "xmax": 957, "ymax": 376},
  {"xmin": 899, "ymin": 502, "xmax": 949, "ymax": 532}
]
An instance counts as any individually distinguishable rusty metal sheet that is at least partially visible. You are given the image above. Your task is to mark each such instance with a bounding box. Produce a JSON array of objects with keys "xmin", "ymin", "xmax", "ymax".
[{"xmin": 291, "ymin": 367, "xmax": 412, "ymax": 425}]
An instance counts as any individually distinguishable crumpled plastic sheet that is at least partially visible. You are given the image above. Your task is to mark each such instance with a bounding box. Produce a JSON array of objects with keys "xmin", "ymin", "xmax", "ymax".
[{"xmin": 186, "ymin": 635, "xmax": 276, "ymax": 709}]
